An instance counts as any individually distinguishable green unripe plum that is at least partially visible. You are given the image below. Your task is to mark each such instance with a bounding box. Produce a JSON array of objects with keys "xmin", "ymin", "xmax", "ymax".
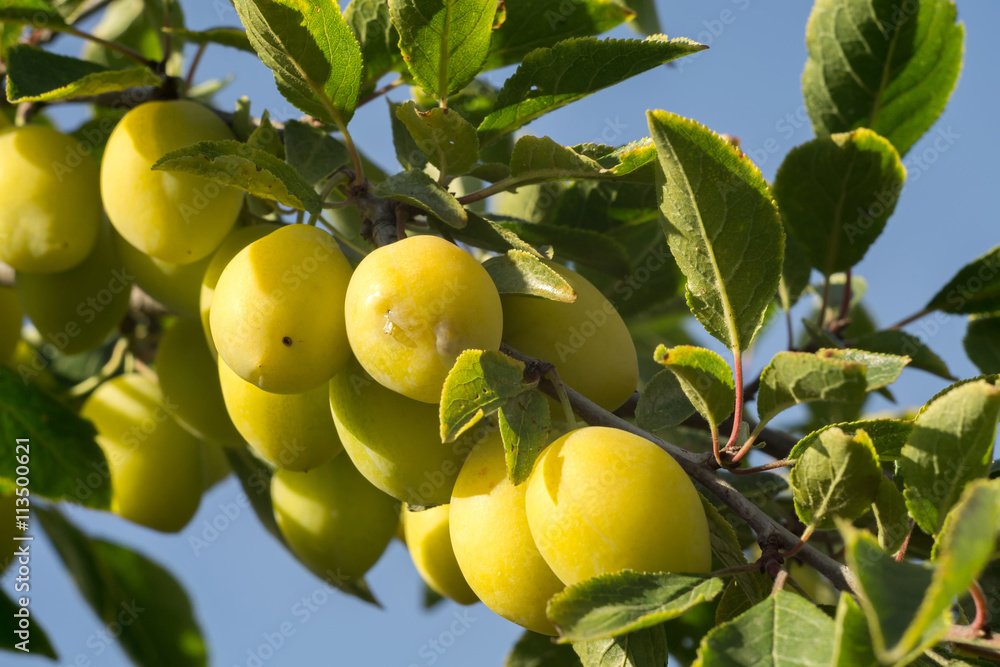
[
  {"xmin": 17, "ymin": 222, "xmax": 134, "ymax": 355},
  {"xmin": 217, "ymin": 357, "xmax": 341, "ymax": 471},
  {"xmin": 157, "ymin": 318, "xmax": 243, "ymax": 447},
  {"xmin": 450, "ymin": 434, "xmax": 564, "ymax": 635},
  {"xmin": 0, "ymin": 125, "xmax": 101, "ymax": 273},
  {"xmin": 329, "ymin": 356, "xmax": 474, "ymax": 506},
  {"xmin": 501, "ymin": 262, "xmax": 638, "ymax": 411},
  {"xmin": 81, "ymin": 373, "xmax": 204, "ymax": 532},
  {"xmin": 345, "ymin": 235, "xmax": 503, "ymax": 404},
  {"xmin": 403, "ymin": 504, "xmax": 477, "ymax": 605},
  {"xmin": 200, "ymin": 222, "xmax": 281, "ymax": 358},
  {"xmin": 114, "ymin": 231, "xmax": 208, "ymax": 318},
  {"xmin": 212, "ymin": 224, "xmax": 352, "ymax": 394},
  {"xmin": 101, "ymin": 100, "xmax": 243, "ymax": 264},
  {"xmin": 271, "ymin": 453, "xmax": 400, "ymax": 581},
  {"xmin": 0, "ymin": 286, "xmax": 23, "ymax": 363},
  {"xmin": 525, "ymin": 426, "xmax": 711, "ymax": 586}
]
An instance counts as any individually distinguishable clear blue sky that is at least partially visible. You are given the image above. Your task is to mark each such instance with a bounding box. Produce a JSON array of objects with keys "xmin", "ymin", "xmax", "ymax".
[{"xmin": 7, "ymin": 1, "xmax": 1000, "ymax": 665}]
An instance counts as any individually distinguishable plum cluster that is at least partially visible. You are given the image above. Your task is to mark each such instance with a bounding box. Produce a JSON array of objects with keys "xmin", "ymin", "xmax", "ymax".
[{"xmin": 0, "ymin": 100, "xmax": 711, "ymax": 632}]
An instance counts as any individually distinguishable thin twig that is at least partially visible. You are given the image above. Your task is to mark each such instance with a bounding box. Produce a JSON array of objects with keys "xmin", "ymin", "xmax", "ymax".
[
  {"xmin": 357, "ymin": 79, "xmax": 404, "ymax": 108},
  {"xmin": 729, "ymin": 458, "xmax": 795, "ymax": 475},
  {"xmin": 184, "ymin": 43, "xmax": 207, "ymax": 90},
  {"xmin": 889, "ymin": 309, "xmax": 932, "ymax": 331},
  {"xmin": 895, "ymin": 519, "xmax": 916, "ymax": 562}
]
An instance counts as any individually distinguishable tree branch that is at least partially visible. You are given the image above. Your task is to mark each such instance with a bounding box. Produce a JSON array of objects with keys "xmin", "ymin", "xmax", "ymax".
[{"xmin": 500, "ymin": 344, "xmax": 858, "ymax": 595}]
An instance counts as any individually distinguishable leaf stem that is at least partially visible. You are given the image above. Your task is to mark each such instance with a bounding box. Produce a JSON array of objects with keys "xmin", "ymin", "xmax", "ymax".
[
  {"xmin": 722, "ymin": 348, "xmax": 744, "ymax": 452},
  {"xmin": 835, "ymin": 268, "xmax": 852, "ymax": 326},
  {"xmin": 67, "ymin": 338, "xmax": 130, "ymax": 397},
  {"xmin": 184, "ymin": 42, "xmax": 207, "ymax": 90},
  {"xmin": 335, "ymin": 121, "xmax": 365, "ymax": 187},
  {"xmin": 545, "ymin": 368, "xmax": 580, "ymax": 429},
  {"xmin": 970, "ymin": 580, "xmax": 989, "ymax": 634},
  {"xmin": 888, "ymin": 308, "xmax": 931, "ymax": 331},
  {"xmin": 817, "ymin": 274, "xmax": 831, "ymax": 329},
  {"xmin": 895, "ymin": 518, "xmax": 915, "ymax": 562},
  {"xmin": 63, "ymin": 26, "xmax": 158, "ymax": 70},
  {"xmin": 778, "ymin": 524, "xmax": 815, "ymax": 560},
  {"xmin": 357, "ymin": 79, "xmax": 404, "ymax": 108},
  {"xmin": 728, "ymin": 418, "xmax": 770, "ymax": 465},
  {"xmin": 729, "ymin": 458, "xmax": 794, "ymax": 475}
]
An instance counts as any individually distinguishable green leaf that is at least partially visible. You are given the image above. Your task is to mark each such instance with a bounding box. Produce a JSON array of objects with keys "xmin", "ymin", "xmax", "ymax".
[
  {"xmin": 832, "ymin": 594, "xmax": 878, "ymax": 667},
  {"xmin": 965, "ymin": 315, "xmax": 1000, "ymax": 375},
  {"xmin": 344, "ymin": 0, "xmax": 403, "ymax": 94},
  {"xmin": 395, "ymin": 100, "xmax": 480, "ymax": 176},
  {"xmin": 0, "ymin": 588, "xmax": 57, "ymax": 659},
  {"xmin": 163, "ymin": 26, "xmax": 254, "ymax": 52},
  {"xmin": 802, "ymin": 0, "xmax": 964, "ymax": 157},
  {"xmin": 509, "ymin": 135, "xmax": 605, "ymax": 182},
  {"xmin": 574, "ymin": 625, "xmax": 669, "ymax": 667},
  {"xmin": 652, "ymin": 344, "xmax": 734, "ymax": 427},
  {"xmin": 789, "ymin": 427, "xmax": 882, "ymax": 528},
  {"xmin": 372, "ymin": 169, "xmax": 467, "ymax": 228},
  {"xmin": 648, "ymin": 110, "xmax": 784, "ymax": 353},
  {"xmin": 854, "ymin": 330, "xmax": 954, "ymax": 381},
  {"xmin": 900, "ymin": 379, "xmax": 1000, "ymax": 535},
  {"xmin": 246, "ymin": 111, "xmax": 284, "ymax": 158},
  {"xmin": 756, "ymin": 351, "xmax": 868, "ymax": 424},
  {"xmin": 842, "ymin": 527, "xmax": 951, "ymax": 665},
  {"xmin": 498, "ymin": 220, "xmax": 631, "ymax": 276},
  {"xmin": 37, "ymin": 507, "xmax": 208, "ymax": 666},
  {"xmin": 452, "ymin": 212, "xmax": 547, "ymax": 257},
  {"xmin": 4, "ymin": 45, "xmax": 159, "ymax": 102},
  {"xmin": 499, "ymin": 389, "xmax": 551, "ymax": 485},
  {"xmin": 233, "ymin": 0, "xmax": 363, "ymax": 125},
  {"xmin": 224, "ymin": 446, "xmax": 285, "ymax": 546},
  {"xmin": 483, "ymin": 251, "xmax": 577, "ymax": 302},
  {"xmin": 925, "ymin": 245, "xmax": 1000, "ymax": 315},
  {"xmin": 440, "ymin": 349, "xmax": 535, "ymax": 442},
  {"xmin": 82, "ymin": 0, "xmax": 183, "ymax": 71},
  {"xmin": 0, "ymin": 0, "xmax": 65, "ymax": 27},
  {"xmin": 506, "ymin": 630, "xmax": 582, "ymax": 667},
  {"xmin": 824, "ymin": 348, "xmax": 909, "ymax": 391},
  {"xmin": 791, "ymin": 419, "xmax": 913, "ymax": 462},
  {"xmin": 549, "ymin": 571, "xmax": 723, "ymax": 643},
  {"xmin": 389, "ymin": 0, "xmax": 496, "ymax": 101},
  {"xmin": 152, "ymin": 140, "xmax": 321, "ymax": 214},
  {"xmin": 389, "ymin": 100, "xmax": 428, "ymax": 171},
  {"xmin": 700, "ymin": 497, "xmax": 767, "ymax": 613},
  {"xmin": 480, "ymin": 37, "xmax": 705, "ymax": 146},
  {"xmin": 0, "ymin": 366, "xmax": 111, "ymax": 509},
  {"xmin": 485, "ymin": 0, "xmax": 634, "ymax": 69},
  {"xmin": 872, "ymin": 475, "xmax": 911, "ymax": 554},
  {"xmin": 779, "ymin": 231, "xmax": 813, "ymax": 311},
  {"xmin": 693, "ymin": 590, "xmax": 836, "ymax": 667},
  {"xmin": 283, "ymin": 119, "xmax": 351, "ymax": 186},
  {"xmin": 635, "ymin": 369, "xmax": 696, "ymax": 432},
  {"xmin": 773, "ymin": 129, "xmax": 906, "ymax": 277}
]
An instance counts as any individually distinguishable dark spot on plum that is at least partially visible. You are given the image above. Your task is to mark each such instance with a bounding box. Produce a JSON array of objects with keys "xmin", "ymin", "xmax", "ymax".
[{"xmin": 282, "ymin": 336, "xmax": 293, "ymax": 347}]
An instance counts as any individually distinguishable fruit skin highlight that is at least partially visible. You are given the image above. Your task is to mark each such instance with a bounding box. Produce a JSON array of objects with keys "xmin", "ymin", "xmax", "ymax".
[
  {"xmin": 525, "ymin": 426, "xmax": 711, "ymax": 586},
  {"xmin": 101, "ymin": 100, "xmax": 244, "ymax": 264},
  {"xmin": 17, "ymin": 222, "xmax": 134, "ymax": 355},
  {"xmin": 157, "ymin": 318, "xmax": 243, "ymax": 447},
  {"xmin": 501, "ymin": 261, "xmax": 638, "ymax": 411},
  {"xmin": 329, "ymin": 356, "xmax": 474, "ymax": 506},
  {"xmin": 81, "ymin": 373, "xmax": 204, "ymax": 533},
  {"xmin": 0, "ymin": 125, "xmax": 101, "ymax": 274},
  {"xmin": 217, "ymin": 357, "xmax": 341, "ymax": 472},
  {"xmin": 211, "ymin": 224, "xmax": 353, "ymax": 395},
  {"xmin": 449, "ymin": 433, "xmax": 564, "ymax": 635},
  {"xmin": 403, "ymin": 504, "xmax": 478, "ymax": 605},
  {"xmin": 345, "ymin": 234, "xmax": 503, "ymax": 403},
  {"xmin": 271, "ymin": 453, "xmax": 400, "ymax": 581}
]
